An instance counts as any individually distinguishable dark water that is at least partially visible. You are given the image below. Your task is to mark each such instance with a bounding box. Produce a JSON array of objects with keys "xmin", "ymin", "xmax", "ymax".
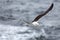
[{"xmin": 0, "ymin": 0, "xmax": 60, "ymax": 40}]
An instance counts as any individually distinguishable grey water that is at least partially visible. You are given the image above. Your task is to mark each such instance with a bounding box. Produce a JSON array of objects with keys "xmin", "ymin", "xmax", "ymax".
[{"xmin": 0, "ymin": 0, "xmax": 60, "ymax": 40}]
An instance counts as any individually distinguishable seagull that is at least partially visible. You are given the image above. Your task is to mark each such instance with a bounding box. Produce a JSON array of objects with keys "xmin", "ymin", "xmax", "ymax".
[
  {"xmin": 32, "ymin": 3, "xmax": 53, "ymax": 26},
  {"xmin": 24, "ymin": 3, "xmax": 54, "ymax": 27}
]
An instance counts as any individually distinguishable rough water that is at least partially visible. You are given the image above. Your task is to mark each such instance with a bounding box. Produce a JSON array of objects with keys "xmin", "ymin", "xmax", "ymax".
[{"xmin": 0, "ymin": 0, "xmax": 60, "ymax": 40}]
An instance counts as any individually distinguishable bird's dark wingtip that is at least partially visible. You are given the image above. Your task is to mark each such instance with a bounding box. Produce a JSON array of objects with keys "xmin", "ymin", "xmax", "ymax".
[
  {"xmin": 51, "ymin": 3, "xmax": 54, "ymax": 8},
  {"xmin": 47, "ymin": 3, "xmax": 54, "ymax": 12}
]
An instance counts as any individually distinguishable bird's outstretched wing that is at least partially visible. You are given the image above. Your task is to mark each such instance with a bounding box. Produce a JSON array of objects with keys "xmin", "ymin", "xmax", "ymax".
[{"xmin": 32, "ymin": 3, "xmax": 54, "ymax": 22}]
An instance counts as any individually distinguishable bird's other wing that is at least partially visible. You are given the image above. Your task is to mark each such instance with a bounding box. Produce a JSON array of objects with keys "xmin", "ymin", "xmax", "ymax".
[{"xmin": 32, "ymin": 3, "xmax": 54, "ymax": 22}]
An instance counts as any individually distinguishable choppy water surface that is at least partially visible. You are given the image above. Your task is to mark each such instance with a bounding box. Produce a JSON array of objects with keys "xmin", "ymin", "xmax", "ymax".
[{"xmin": 0, "ymin": 0, "xmax": 60, "ymax": 40}]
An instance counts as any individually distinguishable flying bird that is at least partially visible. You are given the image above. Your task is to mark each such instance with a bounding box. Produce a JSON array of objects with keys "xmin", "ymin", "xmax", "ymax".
[
  {"xmin": 24, "ymin": 3, "xmax": 54, "ymax": 27},
  {"xmin": 31, "ymin": 3, "xmax": 54, "ymax": 26}
]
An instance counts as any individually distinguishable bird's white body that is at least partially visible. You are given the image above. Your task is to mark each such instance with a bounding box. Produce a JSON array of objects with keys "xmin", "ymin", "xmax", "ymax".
[{"xmin": 32, "ymin": 21, "xmax": 40, "ymax": 26}]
